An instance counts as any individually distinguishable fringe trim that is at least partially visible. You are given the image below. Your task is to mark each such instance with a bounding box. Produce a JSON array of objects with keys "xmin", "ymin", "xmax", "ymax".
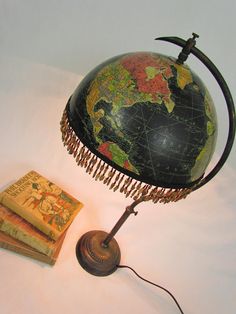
[{"xmin": 60, "ymin": 109, "xmax": 192, "ymax": 203}]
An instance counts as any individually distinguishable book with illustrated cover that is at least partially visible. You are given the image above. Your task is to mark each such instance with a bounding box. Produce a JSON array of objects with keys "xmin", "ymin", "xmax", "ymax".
[
  {"xmin": 0, "ymin": 231, "xmax": 65, "ymax": 265},
  {"xmin": 0, "ymin": 171, "xmax": 83, "ymax": 240},
  {"xmin": 0, "ymin": 203, "xmax": 64, "ymax": 257}
]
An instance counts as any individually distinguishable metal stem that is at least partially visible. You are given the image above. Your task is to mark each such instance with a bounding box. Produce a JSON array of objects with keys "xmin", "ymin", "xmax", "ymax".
[{"xmin": 102, "ymin": 196, "xmax": 147, "ymax": 247}]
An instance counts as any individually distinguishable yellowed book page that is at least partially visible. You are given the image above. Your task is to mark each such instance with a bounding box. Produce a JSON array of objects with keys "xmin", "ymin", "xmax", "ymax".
[
  {"xmin": 0, "ymin": 230, "xmax": 65, "ymax": 265},
  {"xmin": 0, "ymin": 171, "xmax": 83, "ymax": 240},
  {"xmin": 0, "ymin": 204, "xmax": 60, "ymax": 256}
]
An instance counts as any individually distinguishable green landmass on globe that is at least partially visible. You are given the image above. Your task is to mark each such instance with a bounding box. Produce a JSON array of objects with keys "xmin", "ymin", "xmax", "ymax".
[{"xmin": 69, "ymin": 52, "xmax": 217, "ymax": 188}]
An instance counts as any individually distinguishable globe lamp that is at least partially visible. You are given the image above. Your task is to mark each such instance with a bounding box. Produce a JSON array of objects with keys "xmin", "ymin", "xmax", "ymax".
[{"xmin": 60, "ymin": 34, "xmax": 235, "ymax": 276}]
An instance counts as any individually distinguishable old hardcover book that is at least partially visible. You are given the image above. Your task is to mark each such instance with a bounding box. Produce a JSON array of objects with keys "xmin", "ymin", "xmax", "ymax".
[
  {"xmin": 0, "ymin": 203, "xmax": 64, "ymax": 257},
  {"xmin": 0, "ymin": 231, "xmax": 65, "ymax": 265},
  {"xmin": 0, "ymin": 171, "xmax": 83, "ymax": 240}
]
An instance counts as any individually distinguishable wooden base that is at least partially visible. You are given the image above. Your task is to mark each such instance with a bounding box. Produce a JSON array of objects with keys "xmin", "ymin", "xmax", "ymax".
[{"xmin": 76, "ymin": 230, "xmax": 121, "ymax": 276}]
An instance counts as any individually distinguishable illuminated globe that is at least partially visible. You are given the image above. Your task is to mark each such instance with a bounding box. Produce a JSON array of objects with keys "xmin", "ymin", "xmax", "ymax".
[
  {"xmin": 61, "ymin": 34, "xmax": 235, "ymax": 279},
  {"xmin": 67, "ymin": 52, "xmax": 217, "ymax": 190}
]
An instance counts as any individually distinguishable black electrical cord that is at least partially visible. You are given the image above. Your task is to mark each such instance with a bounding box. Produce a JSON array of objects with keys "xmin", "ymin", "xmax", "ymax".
[{"xmin": 117, "ymin": 265, "xmax": 185, "ymax": 314}]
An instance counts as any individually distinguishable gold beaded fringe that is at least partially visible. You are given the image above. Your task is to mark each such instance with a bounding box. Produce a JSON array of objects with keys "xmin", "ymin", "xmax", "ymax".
[{"xmin": 60, "ymin": 109, "xmax": 192, "ymax": 203}]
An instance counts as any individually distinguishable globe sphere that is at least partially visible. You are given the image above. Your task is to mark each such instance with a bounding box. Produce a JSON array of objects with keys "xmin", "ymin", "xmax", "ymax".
[{"xmin": 67, "ymin": 52, "xmax": 217, "ymax": 189}]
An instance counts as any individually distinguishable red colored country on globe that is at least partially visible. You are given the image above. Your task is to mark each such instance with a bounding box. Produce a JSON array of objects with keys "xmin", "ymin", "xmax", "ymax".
[
  {"xmin": 121, "ymin": 53, "xmax": 173, "ymax": 100},
  {"xmin": 98, "ymin": 142, "xmax": 113, "ymax": 159}
]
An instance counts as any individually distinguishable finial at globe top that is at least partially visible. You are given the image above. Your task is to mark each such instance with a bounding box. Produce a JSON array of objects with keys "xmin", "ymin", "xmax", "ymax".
[{"xmin": 176, "ymin": 32, "xmax": 199, "ymax": 64}]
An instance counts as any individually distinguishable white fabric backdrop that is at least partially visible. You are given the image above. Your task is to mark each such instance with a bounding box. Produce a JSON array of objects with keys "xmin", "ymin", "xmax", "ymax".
[{"xmin": 0, "ymin": 1, "xmax": 235, "ymax": 314}]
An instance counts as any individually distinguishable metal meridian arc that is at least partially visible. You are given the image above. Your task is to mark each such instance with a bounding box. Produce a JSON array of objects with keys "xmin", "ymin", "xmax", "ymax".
[{"xmin": 155, "ymin": 35, "xmax": 236, "ymax": 191}]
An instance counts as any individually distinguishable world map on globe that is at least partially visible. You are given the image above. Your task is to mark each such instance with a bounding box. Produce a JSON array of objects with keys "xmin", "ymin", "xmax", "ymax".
[{"xmin": 68, "ymin": 52, "xmax": 217, "ymax": 188}]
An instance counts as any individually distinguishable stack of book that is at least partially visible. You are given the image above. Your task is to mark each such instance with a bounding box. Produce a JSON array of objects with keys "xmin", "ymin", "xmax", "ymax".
[{"xmin": 0, "ymin": 170, "xmax": 83, "ymax": 265}]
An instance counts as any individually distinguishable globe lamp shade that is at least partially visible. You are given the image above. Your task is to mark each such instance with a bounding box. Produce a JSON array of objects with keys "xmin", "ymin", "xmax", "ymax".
[{"xmin": 60, "ymin": 34, "xmax": 235, "ymax": 276}]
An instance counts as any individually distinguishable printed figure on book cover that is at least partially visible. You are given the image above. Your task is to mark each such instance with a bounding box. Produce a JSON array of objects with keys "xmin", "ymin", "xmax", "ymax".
[
  {"xmin": 22, "ymin": 179, "xmax": 76, "ymax": 231},
  {"xmin": 0, "ymin": 171, "xmax": 83, "ymax": 240}
]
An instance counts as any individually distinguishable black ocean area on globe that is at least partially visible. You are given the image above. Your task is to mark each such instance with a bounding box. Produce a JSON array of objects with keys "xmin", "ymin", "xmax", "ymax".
[
  {"xmin": 95, "ymin": 100, "xmax": 131, "ymax": 153},
  {"xmin": 67, "ymin": 51, "xmax": 217, "ymax": 189}
]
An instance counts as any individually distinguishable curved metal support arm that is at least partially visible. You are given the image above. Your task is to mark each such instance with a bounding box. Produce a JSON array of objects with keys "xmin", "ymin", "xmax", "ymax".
[{"xmin": 155, "ymin": 35, "xmax": 235, "ymax": 190}]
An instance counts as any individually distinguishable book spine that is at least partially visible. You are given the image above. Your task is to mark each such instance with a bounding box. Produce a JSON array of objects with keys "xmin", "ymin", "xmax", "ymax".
[
  {"xmin": 0, "ymin": 231, "xmax": 55, "ymax": 265},
  {"xmin": 0, "ymin": 193, "xmax": 60, "ymax": 240},
  {"xmin": 0, "ymin": 217, "xmax": 54, "ymax": 257}
]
